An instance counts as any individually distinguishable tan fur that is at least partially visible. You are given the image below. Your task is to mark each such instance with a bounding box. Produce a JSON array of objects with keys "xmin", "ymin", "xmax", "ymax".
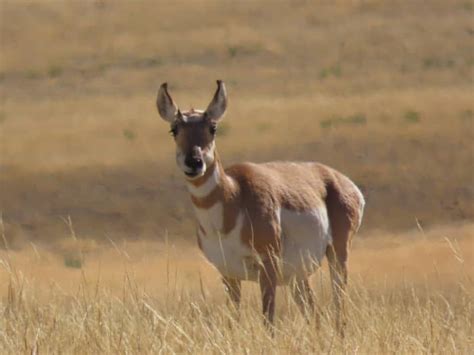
[
  {"xmin": 190, "ymin": 158, "xmax": 363, "ymax": 256},
  {"xmin": 189, "ymin": 154, "xmax": 363, "ymax": 332}
]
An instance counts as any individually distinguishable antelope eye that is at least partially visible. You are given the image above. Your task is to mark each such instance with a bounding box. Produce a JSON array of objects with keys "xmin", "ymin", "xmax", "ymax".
[
  {"xmin": 169, "ymin": 126, "xmax": 178, "ymax": 137},
  {"xmin": 209, "ymin": 125, "xmax": 217, "ymax": 135}
]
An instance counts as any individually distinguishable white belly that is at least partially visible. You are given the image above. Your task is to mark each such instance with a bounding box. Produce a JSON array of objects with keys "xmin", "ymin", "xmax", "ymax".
[
  {"xmin": 280, "ymin": 207, "xmax": 331, "ymax": 281},
  {"xmin": 195, "ymin": 204, "xmax": 331, "ymax": 283}
]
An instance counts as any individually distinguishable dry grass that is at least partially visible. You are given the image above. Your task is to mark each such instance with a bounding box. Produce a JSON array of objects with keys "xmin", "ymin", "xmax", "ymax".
[
  {"xmin": 0, "ymin": 0, "xmax": 473, "ymax": 353},
  {"xmin": 1, "ymin": 224, "xmax": 473, "ymax": 353}
]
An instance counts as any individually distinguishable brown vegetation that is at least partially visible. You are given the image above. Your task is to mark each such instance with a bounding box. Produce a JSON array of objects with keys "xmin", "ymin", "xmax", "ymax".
[
  {"xmin": 1, "ymin": 223, "xmax": 472, "ymax": 353},
  {"xmin": 0, "ymin": 0, "xmax": 473, "ymax": 353},
  {"xmin": 1, "ymin": 0, "xmax": 473, "ymax": 243}
]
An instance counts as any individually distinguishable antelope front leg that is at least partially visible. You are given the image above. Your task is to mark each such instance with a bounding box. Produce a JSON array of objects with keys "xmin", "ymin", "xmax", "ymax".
[{"xmin": 259, "ymin": 257, "xmax": 277, "ymax": 329}]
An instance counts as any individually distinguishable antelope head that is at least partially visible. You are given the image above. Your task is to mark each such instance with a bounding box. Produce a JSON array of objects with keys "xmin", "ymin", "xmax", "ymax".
[{"xmin": 156, "ymin": 80, "xmax": 227, "ymax": 179}]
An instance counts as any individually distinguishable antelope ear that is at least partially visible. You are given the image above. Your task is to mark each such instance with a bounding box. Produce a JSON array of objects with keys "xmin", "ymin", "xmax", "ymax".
[
  {"xmin": 205, "ymin": 80, "xmax": 227, "ymax": 122},
  {"xmin": 156, "ymin": 83, "xmax": 179, "ymax": 122}
]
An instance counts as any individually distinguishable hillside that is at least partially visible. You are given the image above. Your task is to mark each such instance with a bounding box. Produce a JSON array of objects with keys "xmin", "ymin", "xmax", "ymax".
[{"xmin": 0, "ymin": 0, "xmax": 473, "ymax": 244}]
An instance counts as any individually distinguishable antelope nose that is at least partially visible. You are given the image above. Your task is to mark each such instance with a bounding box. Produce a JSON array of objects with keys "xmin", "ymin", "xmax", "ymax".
[{"xmin": 185, "ymin": 156, "xmax": 203, "ymax": 171}]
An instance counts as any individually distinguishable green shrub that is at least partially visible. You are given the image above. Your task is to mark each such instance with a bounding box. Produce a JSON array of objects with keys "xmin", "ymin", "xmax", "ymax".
[
  {"xmin": 123, "ymin": 129, "xmax": 136, "ymax": 141},
  {"xmin": 64, "ymin": 255, "xmax": 82, "ymax": 269},
  {"xmin": 319, "ymin": 64, "xmax": 342, "ymax": 79},
  {"xmin": 48, "ymin": 65, "xmax": 63, "ymax": 78},
  {"xmin": 320, "ymin": 113, "xmax": 367, "ymax": 129},
  {"xmin": 404, "ymin": 110, "xmax": 420, "ymax": 123}
]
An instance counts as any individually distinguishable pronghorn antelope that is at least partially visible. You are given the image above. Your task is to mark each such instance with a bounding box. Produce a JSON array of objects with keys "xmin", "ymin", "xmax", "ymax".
[{"xmin": 156, "ymin": 81, "xmax": 365, "ymax": 330}]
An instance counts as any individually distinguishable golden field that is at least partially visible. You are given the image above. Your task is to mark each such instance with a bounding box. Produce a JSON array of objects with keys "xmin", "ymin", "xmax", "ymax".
[
  {"xmin": 1, "ymin": 223, "xmax": 473, "ymax": 353},
  {"xmin": 0, "ymin": 0, "xmax": 473, "ymax": 353}
]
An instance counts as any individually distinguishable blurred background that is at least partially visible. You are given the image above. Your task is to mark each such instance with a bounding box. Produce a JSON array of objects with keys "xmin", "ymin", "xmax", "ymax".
[{"xmin": 1, "ymin": 0, "xmax": 473, "ymax": 247}]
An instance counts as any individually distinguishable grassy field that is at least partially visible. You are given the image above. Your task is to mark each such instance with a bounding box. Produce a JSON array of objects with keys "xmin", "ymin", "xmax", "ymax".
[
  {"xmin": 1, "ymin": 224, "xmax": 473, "ymax": 353},
  {"xmin": 0, "ymin": 0, "xmax": 473, "ymax": 353}
]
